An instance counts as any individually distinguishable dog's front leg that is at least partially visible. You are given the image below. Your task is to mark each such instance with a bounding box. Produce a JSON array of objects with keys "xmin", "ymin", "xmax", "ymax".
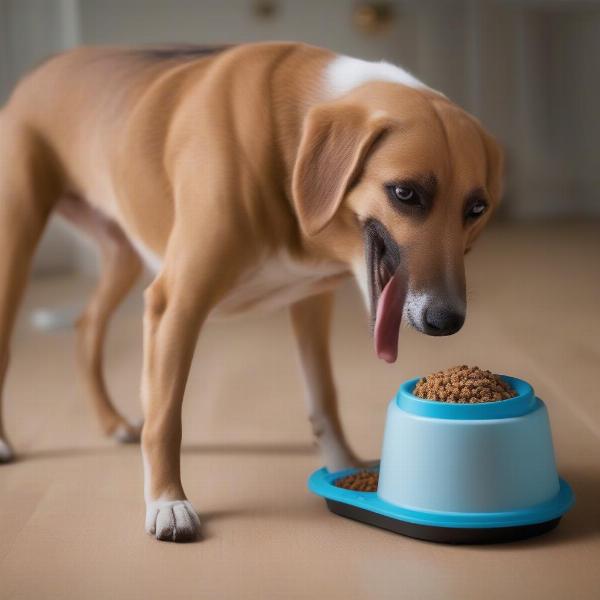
[
  {"xmin": 141, "ymin": 219, "xmax": 245, "ymax": 542},
  {"xmin": 290, "ymin": 292, "xmax": 361, "ymax": 472}
]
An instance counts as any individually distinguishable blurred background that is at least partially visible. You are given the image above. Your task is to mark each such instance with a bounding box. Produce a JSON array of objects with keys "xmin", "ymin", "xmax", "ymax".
[
  {"xmin": 1, "ymin": 3, "xmax": 599, "ymax": 596},
  {"xmin": 0, "ymin": 0, "xmax": 599, "ymax": 275}
]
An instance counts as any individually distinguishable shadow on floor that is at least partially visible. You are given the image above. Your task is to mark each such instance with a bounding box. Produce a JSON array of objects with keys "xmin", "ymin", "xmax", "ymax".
[
  {"xmin": 182, "ymin": 442, "xmax": 317, "ymax": 456},
  {"xmin": 14, "ymin": 441, "xmax": 317, "ymax": 462}
]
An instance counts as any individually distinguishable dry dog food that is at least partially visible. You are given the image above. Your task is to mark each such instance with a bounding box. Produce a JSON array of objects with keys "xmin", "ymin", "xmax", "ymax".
[
  {"xmin": 334, "ymin": 470, "xmax": 379, "ymax": 492},
  {"xmin": 413, "ymin": 365, "xmax": 517, "ymax": 403}
]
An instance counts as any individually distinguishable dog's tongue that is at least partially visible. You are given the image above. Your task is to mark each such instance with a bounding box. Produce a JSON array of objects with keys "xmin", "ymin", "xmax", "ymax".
[{"xmin": 374, "ymin": 269, "xmax": 406, "ymax": 363}]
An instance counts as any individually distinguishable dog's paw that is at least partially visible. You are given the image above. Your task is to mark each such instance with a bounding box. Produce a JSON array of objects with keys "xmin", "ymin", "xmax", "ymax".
[
  {"xmin": 0, "ymin": 438, "xmax": 15, "ymax": 464},
  {"xmin": 145, "ymin": 500, "xmax": 201, "ymax": 542},
  {"xmin": 113, "ymin": 419, "xmax": 143, "ymax": 444}
]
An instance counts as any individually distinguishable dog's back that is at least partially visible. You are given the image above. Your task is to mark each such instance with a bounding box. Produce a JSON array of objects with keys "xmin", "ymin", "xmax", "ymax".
[{"xmin": 2, "ymin": 45, "xmax": 224, "ymax": 213}]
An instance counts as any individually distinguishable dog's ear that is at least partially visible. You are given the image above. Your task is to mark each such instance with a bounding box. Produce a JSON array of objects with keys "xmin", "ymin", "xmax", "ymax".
[
  {"xmin": 292, "ymin": 104, "xmax": 390, "ymax": 236},
  {"xmin": 482, "ymin": 129, "xmax": 504, "ymax": 203},
  {"xmin": 466, "ymin": 128, "xmax": 505, "ymax": 252}
]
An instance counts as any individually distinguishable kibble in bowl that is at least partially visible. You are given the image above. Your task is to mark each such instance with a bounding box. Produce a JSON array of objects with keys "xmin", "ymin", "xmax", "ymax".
[
  {"xmin": 308, "ymin": 370, "xmax": 574, "ymax": 545},
  {"xmin": 334, "ymin": 470, "xmax": 379, "ymax": 492},
  {"xmin": 413, "ymin": 365, "xmax": 517, "ymax": 404}
]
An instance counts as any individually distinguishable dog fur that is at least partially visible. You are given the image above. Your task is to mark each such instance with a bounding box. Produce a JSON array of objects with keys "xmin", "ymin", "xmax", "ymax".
[{"xmin": 0, "ymin": 42, "xmax": 503, "ymax": 541}]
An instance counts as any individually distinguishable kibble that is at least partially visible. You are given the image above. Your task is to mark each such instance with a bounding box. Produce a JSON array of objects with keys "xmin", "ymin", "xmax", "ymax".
[
  {"xmin": 334, "ymin": 470, "xmax": 379, "ymax": 492},
  {"xmin": 413, "ymin": 365, "xmax": 517, "ymax": 403}
]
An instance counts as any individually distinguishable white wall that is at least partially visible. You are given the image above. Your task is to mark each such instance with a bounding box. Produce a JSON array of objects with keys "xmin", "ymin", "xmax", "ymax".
[
  {"xmin": 78, "ymin": 0, "xmax": 420, "ymax": 66},
  {"xmin": 0, "ymin": 0, "xmax": 82, "ymax": 275},
  {"xmin": 1, "ymin": 0, "xmax": 599, "ymax": 275},
  {"xmin": 546, "ymin": 8, "xmax": 600, "ymax": 216}
]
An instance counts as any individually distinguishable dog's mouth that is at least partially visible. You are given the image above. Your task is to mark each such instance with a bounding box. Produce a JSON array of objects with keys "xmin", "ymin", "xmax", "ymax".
[{"xmin": 364, "ymin": 219, "xmax": 406, "ymax": 363}]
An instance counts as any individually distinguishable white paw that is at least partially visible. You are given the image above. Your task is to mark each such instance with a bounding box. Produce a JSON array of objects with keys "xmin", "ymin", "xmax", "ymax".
[
  {"xmin": 0, "ymin": 438, "xmax": 15, "ymax": 463},
  {"xmin": 113, "ymin": 420, "xmax": 143, "ymax": 444},
  {"xmin": 145, "ymin": 500, "xmax": 201, "ymax": 542}
]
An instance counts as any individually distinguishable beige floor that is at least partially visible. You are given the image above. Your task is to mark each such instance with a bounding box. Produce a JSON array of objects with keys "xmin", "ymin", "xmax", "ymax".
[{"xmin": 0, "ymin": 219, "xmax": 599, "ymax": 600}]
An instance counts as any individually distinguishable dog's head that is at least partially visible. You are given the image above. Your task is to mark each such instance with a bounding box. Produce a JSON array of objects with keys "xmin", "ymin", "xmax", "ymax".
[{"xmin": 292, "ymin": 82, "xmax": 503, "ymax": 363}]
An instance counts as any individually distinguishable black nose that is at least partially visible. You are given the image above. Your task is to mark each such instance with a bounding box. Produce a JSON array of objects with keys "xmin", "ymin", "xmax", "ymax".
[{"xmin": 423, "ymin": 305, "xmax": 465, "ymax": 336}]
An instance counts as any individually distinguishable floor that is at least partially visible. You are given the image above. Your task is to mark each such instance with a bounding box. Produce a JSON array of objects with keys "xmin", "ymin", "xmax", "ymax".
[{"xmin": 0, "ymin": 220, "xmax": 599, "ymax": 600}]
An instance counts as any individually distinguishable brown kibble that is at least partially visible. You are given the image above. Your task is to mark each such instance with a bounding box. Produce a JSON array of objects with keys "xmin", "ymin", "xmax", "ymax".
[
  {"xmin": 413, "ymin": 366, "xmax": 517, "ymax": 404},
  {"xmin": 334, "ymin": 470, "xmax": 379, "ymax": 492}
]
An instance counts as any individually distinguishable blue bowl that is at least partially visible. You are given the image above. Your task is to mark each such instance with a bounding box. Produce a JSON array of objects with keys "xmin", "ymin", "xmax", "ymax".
[{"xmin": 308, "ymin": 376, "xmax": 574, "ymax": 544}]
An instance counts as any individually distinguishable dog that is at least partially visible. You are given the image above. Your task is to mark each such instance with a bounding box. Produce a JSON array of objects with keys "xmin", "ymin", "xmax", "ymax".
[{"xmin": 0, "ymin": 42, "xmax": 503, "ymax": 542}]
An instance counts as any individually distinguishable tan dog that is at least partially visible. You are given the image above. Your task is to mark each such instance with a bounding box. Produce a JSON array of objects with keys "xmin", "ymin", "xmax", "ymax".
[{"xmin": 0, "ymin": 42, "xmax": 503, "ymax": 542}]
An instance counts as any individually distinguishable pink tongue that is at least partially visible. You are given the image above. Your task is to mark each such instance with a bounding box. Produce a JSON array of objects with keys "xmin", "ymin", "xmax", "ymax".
[{"xmin": 374, "ymin": 269, "xmax": 406, "ymax": 363}]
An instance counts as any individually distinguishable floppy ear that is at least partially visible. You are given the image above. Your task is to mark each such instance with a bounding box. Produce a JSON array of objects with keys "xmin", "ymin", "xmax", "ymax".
[
  {"xmin": 292, "ymin": 104, "xmax": 389, "ymax": 236},
  {"xmin": 466, "ymin": 129, "xmax": 505, "ymax": 251},
  {"xmin": 482, "ymin": 130, "xmax": 505, "ymax": 203}
]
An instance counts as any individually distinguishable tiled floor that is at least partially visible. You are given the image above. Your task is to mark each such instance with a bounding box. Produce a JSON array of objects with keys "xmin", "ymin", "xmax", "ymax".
[{"xmin": 0, "ymin": 220, "xmax": 598, "ymax": 599}]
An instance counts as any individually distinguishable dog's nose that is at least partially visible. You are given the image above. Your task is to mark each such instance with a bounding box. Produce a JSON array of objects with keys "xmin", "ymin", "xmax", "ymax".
[{"xmin": 423, "ymin": 305, "xmax": 465, "ymax": 336}]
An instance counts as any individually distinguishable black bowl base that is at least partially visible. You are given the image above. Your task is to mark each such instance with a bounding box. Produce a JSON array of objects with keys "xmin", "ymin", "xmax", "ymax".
[{"xmin": 325, "ymin": 499, "xmax": 561, "ymax": 545}]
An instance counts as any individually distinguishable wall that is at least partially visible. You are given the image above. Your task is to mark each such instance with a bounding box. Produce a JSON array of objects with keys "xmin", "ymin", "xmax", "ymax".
[{"xmin": 0, "ymin": 0, "xmax": 82, "ymax": 275}]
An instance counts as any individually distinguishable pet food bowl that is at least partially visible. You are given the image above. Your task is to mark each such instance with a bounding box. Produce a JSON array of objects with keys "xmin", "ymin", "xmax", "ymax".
[{"xmin": 308, "ymin": 376, "xmax": 574, "ymax": 544}]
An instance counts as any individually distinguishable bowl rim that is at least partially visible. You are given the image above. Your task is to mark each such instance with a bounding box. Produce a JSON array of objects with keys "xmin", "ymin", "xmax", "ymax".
[
  {"xmin": 396, "ymin": 375, "xmax": 538, "ymax": 420},
  {"xmin": 308, "ymin": 466, "xmax": 575, "ymax": 528}
]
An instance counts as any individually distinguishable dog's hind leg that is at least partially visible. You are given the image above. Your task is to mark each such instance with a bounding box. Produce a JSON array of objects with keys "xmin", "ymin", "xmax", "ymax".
[
  {"xmin": 0, "ymin": 119, "xmax": 62, "ymax": 462},
  {"xmin": 57, "ymin": 195, "xmax": 143, "ymax": 443},
  {"xmin": 290, "ymin": 291, "xmax": 362, "ymax": 472}
]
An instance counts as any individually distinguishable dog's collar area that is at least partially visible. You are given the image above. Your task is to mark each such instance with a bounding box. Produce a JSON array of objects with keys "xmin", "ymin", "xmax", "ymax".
[{"xmin": 363, "ymin": 218, "xmax": 402, "ymax": 327}]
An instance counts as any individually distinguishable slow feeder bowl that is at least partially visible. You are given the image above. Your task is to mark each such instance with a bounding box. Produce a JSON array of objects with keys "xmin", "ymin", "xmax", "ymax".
[{"xmin": 308, "ymin": 376, "xmax": 574, "ymax": 544}]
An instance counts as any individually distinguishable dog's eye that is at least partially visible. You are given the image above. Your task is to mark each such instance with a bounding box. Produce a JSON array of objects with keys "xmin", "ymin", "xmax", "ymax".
[
  {"xmin": 465, "ymin": 200, "xmax": 487, "ymax": 220},
  {"xmin": 389, "ymin": 185, "xmax": 420, "ymax": 206}
]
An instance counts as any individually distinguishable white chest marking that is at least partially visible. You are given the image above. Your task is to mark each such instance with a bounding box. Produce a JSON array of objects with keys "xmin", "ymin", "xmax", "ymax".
[
  {"xmin": 130, "ymin": 237, "xmax": 163, "ymax": 273},
  {"xmin": 129, "ymin": 240, "xmax": 348, "ymax": 315},
  {"xmin": 214, "ymin": 252, "xmax": 349, "ymax": 316},
  {"xmin": 325, "ymin": 55, "xmax": 429, "ymax": 99}
]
